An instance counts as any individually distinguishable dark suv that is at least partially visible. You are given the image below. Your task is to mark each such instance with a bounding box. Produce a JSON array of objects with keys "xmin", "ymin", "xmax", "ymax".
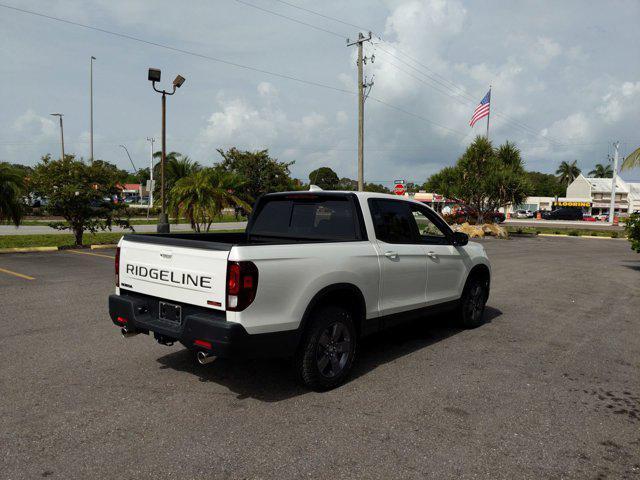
[{"xmin": 542, "ymin": 207, "xmax": 584, "ymax": 221}]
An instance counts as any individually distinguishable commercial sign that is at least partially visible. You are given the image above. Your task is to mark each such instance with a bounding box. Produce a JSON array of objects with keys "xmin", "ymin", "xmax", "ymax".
[{"xmin": 553, "ymin": 201, "xmax": 591, "ymax": 208}]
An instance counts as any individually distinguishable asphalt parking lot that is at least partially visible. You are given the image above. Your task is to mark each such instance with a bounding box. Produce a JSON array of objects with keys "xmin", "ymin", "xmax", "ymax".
[{"xmin": 1, "ymin": 237, "xmax": 639, "ymax": 479}]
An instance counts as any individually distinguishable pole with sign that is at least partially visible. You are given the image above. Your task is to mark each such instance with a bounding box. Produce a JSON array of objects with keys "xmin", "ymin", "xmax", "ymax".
[{"xmin": 394, "ymin": 181, "xmax": 406, "ymax": 196}]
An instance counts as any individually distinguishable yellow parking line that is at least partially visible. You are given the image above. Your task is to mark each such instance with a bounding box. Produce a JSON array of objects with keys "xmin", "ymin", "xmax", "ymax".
[
  {"xmin": 0, "ymin": 267, "xmax": 35, "ymax": 281},
  {"xmin": 67, "ymin": 250, "xmax": 115, "ymax": 259}
]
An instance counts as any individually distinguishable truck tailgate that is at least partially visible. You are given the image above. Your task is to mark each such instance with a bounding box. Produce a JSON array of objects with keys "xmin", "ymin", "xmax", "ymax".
[{"xmin": 119, "ymin": 238, "xmax": 229, "ymax": 311}]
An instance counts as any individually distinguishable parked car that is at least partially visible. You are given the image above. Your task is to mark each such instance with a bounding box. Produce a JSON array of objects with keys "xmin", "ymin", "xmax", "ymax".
[
  {"xmin": 541, "ymin": 207, "xmax": 584, "ymax": 221},
  {"xmin": 454, "ymin": 206, "xmax": 505, "ymax": 223},
  {"xmin": 109, "ymin": 190, "xmax": 492, "ymax": 390},
  {"xmin": 514, "ymin": 209, "xmax": 534, "ymax": 219}
]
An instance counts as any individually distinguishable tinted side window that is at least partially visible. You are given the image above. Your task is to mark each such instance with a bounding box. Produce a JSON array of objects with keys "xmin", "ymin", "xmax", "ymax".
[
  {"xmin": 251, "ymin": 197, "xmax": 358, "ymax": 241},
  {"xmin": 369, "ymin": 199, "xmax": 419, "ymax": 243},
  {"xmin": 411, "ymin": 207, "xmax": 450, "ymax": 244}
]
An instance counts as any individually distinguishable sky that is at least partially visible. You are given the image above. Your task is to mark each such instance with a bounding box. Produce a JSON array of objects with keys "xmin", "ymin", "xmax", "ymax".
[{"xmin": 1, "ymin": 0, "xmax": 639, "ymax": 186}]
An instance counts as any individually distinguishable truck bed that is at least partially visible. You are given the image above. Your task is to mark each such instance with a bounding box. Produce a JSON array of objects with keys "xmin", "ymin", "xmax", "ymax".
[{"xmin": 122, "ymin": 232, "xmax": 249, "ymax": 251}]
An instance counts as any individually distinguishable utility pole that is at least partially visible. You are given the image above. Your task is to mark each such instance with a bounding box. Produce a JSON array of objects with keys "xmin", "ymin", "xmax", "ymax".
[
  {"xmin": 146, "ymin": 137, "xmax": 155, "ymax": 218},
  {"xmin": 50, "ymin": 113, "xmax": 65, "ymax": 160},
  {"xmin": 90, "ymin": 56, "xmax": 96, "ymax": 162},
  {"xmin": 608, "ymin": 141, "xmax": 620, "ymax": 224},
  {"xmin": 348, "ymin": 32, "xmax": 373, "ymax": 191}
]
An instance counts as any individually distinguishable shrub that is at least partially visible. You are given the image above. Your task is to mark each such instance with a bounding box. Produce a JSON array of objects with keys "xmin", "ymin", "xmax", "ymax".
[
  {"xmin": 624, "ymin": 213, "xmax": 639, "ymax": 251},
  {"xmin": 611, "ymin": 231, "xmax": 619, "ymax": 239},
  {"xmin": 568, "ymin": 230, "xmax": 579, "ymax": 236}
]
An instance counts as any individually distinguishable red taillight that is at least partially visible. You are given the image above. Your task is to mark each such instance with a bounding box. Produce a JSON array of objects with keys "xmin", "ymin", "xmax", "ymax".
[
  {"xmin": 226, "ymin": 261, "xmax": 258, "ymax": 312},
  {"xmin": 115, "ymin": 246, "xmax": 121, "ymax": 287},
  {"xmin": 227, "ymin": 263, "xmax": 241, "ymax": 296},
  {"xmin": 116, "ymin": 316, "xmax": 127, "ymax": 324},
  {"xmin": 194, "ymin": 339, "xmax": 212, "ymax": 349}
]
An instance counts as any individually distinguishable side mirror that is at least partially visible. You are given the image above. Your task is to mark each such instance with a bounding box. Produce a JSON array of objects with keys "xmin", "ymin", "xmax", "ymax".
[{"xmin": 452, "ymin": 232, "xmax": 468, "ymax": 246}]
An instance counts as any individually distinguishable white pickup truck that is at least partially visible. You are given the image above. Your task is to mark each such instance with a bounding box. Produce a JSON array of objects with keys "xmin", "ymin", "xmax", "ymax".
[{"xmin": 109, "ymin": 190, "xmax": 491, "ymax": 390}]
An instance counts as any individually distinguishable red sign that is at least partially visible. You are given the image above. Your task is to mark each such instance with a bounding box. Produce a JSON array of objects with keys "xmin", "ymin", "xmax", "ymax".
[{"xmin": 394, "ymin": 183, "xmax": 406, "ymax": 195}]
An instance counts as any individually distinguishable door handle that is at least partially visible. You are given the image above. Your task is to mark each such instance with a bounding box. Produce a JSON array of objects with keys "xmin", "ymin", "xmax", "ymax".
[
  {"xmin": 427, "ymin": 251, "xmax": 438, "ymax": 259},
  {"xmin": 384, "ymin": 251, "xmax": 398, "ymax": 259}
]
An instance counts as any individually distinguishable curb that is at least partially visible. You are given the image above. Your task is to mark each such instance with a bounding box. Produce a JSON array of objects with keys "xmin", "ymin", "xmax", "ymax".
[
  {"xmin": 0, "ymin": 246, "xmax": 59, "ymax": 254},
  {"xmin": 538, "ymin": 233, "xmax": 625, "ymax": 240},
  {"xmin": 0, "ymin": 244, "xmax": 119, "ymax": 254}
]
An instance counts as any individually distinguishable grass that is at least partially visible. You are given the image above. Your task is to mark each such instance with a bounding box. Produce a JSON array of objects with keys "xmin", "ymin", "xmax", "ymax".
[
  {"xmin": 505, "ymin": 226, "xmax": 625, "ymax": 238},
  {"xmin": 0, "ymin": 229, "xmax": 245, "ymax": 249},
  {"xmin": 17, "ymin": 214, "xmax": 246, "ymax": 226}
]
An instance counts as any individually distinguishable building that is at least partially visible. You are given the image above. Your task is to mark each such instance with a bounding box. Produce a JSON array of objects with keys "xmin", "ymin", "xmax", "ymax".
[
  {"xmin": 566, "ymin": 174, "xmax": 640, "ymax": 216},
  {"xmin": 507, "ymin": 175, "xmax": 640, "ymax": 216}
]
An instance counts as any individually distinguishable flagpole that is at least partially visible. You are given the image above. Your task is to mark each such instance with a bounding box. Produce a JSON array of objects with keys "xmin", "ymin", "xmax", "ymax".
[{"xmin": 486, "ymin": 85, "xmax": 491, "ymax": 140}]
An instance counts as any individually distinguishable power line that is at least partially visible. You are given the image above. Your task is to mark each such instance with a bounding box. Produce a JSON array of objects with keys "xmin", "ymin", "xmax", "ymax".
[
  {"xmin": 234, "ymin": 0, "xmax": 346, "ymax": 39},
  {"xmin": 272, "ymin": 0, "xmax": 368, "ymax": 31},
  {"xmin": 267, "ymin": 1, "xmax": 567, "ymax": 146},
  {"xmin": 0, "ymin": 2, "xmax": 354, "ymax": 96},
  {"xmin": 0, "ymin": 2, "xmax": 473, "ymax": 139}
]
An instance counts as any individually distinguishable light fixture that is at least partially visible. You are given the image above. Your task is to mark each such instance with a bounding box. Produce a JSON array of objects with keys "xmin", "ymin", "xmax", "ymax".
[{"xmin": 148, "ymin": 68, "xmax": 161, "ymax": 82}]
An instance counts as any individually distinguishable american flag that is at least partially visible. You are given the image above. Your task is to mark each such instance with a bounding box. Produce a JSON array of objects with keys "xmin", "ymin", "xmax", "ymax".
[{"xmin": 469, "ymin": 90, "xmax": 491, "ymax": 127}]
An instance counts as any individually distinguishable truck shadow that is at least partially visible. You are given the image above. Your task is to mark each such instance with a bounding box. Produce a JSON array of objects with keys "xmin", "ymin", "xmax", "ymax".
[{"xmin": 155, "ymin": 306, "xmax": 502, "ymax": 403}]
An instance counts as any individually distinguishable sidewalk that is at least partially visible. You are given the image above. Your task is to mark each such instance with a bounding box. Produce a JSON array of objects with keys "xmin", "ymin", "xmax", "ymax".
[{"xmin": 0, "ymin": 222, "xmax": 247, "ymax": 236}]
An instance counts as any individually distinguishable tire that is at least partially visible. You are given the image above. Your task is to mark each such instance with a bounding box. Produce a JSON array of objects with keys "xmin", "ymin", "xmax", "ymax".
[
  {"xmin": 457, "ymin": 275, "xmax": 488, "ymax": 328},
  {"xmin": 295, "ymin": 305, "xmax": 357, "ymax": 391}
]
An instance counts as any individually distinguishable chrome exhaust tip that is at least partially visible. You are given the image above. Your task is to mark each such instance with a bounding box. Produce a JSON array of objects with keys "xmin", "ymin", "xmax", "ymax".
[
  {"xmin": 196, "ymin": 350, "xmax": 216, "ymax": 365},
  {"xmin": 121, "ymin": 326, "xmax": 139, "ymax": 338}
]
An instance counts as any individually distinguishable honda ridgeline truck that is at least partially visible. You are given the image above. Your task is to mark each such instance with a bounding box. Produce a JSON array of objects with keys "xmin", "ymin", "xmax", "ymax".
[{"xmin": 109, "ymin": 189, "xmax": 491, "ymax": 390}]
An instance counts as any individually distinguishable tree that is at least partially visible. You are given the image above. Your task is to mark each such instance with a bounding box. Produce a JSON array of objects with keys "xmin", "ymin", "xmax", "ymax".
[
  {"xmin": 338, "ymin": 177, "xmax": 357, "ymax": 191},
  {"xmin": 624, "ymin": 213, "xmax": 640, "ymax": 253},
  {"xmin": 364, "ymin": 182, "xmax": 391, "ymax": 193},
  {"xmin": 30, "ymin": 155, "xmax": 131, "ymax": 246},
  {"xmin": 621, "ymin": 146, "xmax": 640, "ymax": 171},
  {"xmin": 588, "ymin": 163, "xmax": 613, "ymax": 178},
  {"xmin": 524, "ymin": 171, "xmax": 565, "ymax": 197},
  {"xmin": 309, "ymin": 167, "xmax": 340, "ymax": 190},
  {"xmin": 555, "ymin": 160, "xmax": 581, "ymax": 186},
  {"xmin": 425, "ymin": 136, "xmax": 529, "ymax": 222},
  {"xmin": 0, "ymin": 163, "xmax": 25, "ymax": 226},
  {"xmin": 216, "ymin": 148, "xmax": 295, "ymax": 202},
  {"xmin": 152, "ymin": 152, "xmax": 201, "ymax": 198},
  {"xmin": 168, "ymin": 168, "xmax": 251, "ymax": 232},
  {"xmin": 423, "ymin": 166, "xmax": 459, "ymax": 193}
]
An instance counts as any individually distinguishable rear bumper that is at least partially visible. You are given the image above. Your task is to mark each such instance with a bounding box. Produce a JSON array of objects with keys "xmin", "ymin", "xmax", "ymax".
[{"xmin": 108, "ymin": 292, "xmax": 300, "ymax": 359}]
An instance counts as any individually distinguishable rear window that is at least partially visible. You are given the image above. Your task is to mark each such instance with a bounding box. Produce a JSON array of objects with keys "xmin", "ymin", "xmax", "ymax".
[{"xmin": 250, "ymin": 196, "xmax": 359, "ymax": 241}]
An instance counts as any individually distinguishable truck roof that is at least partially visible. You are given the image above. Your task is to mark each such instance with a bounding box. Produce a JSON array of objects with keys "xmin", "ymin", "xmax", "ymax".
[{"xmin": 266, "ymin": 189, "xmax": 424, "ymax": 205}]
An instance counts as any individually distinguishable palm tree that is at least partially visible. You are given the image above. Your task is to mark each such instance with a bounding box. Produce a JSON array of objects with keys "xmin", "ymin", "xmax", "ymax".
[
  {"xmin": 168, "ymin": 168, "xmax": 251, "ymax": 232},
  {"xmin": 621, "ymin": 146, "xmax": 640, "ymax": 171},
  {"xmin": 555, "ymin": 160, "xmax": 581, "ymax": 186},
  {"xmin": 0, "ymin": 163, "xmax": 24, "ymax": 226},
  {"xmin": 588, "ymin": 163, "xmax": 613, "ymax": 178},
  {"xmin": 152, "ymin": 152, "xmax": 201, "ymax": 199}
]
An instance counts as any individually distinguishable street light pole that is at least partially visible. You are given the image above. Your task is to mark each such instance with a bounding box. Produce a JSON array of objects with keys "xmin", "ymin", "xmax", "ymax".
[
  {"xmin": 146, "ymin": 137, "xmax": 155, "ymax": 218},
  {"xmin": 148, "ymin": 68, "xmax": 185, "ymax": 234},
  {"xmin": 161, "ymin": 91, "xmax": 166, "ymax": 224},
  {"xmin": 50, "ymin": 113, "xmax": 65, "ymax": 160},
  {"xmin": 608, "ymin": 141, "xmax": 620, "ymax": 224},
  {"xmin": 118, "ymin": 144, "xmax": 138, "ymax": 173},
  {"xmin": 90, "ymin": 56, "xmax": 96, "ymax": 163}
]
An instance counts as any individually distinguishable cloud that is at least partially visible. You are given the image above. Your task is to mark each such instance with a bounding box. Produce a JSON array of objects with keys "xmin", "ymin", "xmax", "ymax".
[
  {"xmin": 530, "ymin": 37, "xmax": 562, "ymax": 66},
  {"xmin": 13, "ymin": 110, "xmax": 57, "ymax": 139},
  {"xmin": 257, "ymin": 82, "xmax": 278, "ymax": 98},
  {"xmin": 598, "ymin": 81, "xmax": 640, "ymax": 123}
]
